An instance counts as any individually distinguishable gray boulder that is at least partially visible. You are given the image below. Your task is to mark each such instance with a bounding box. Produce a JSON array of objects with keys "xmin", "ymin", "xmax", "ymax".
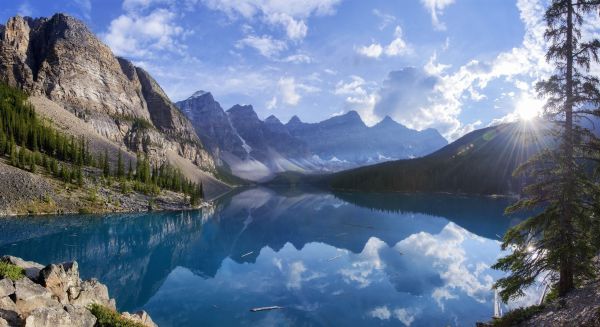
[
  {"xmin": 39, "ymin": 262, "xmax": 80, "ymax": 304},
  {"xmin": 0, "ymin": 296, "xmax": 21, "ymax": 326},
  {"xmin": 14, "ymin": 278, "xmax": 62, "ymax": 317},
  {"xmin": 69, "ymin": 279, "xmax": 115, "ymax": 310},
  {"xmin": 122, "ymin": 310, "xmax": 158, "ymax": 327},
  {"xmin": 0, "ymin": 280, "xmax": 14, "ymax": 298},
  {"xmin": 1, "ymin": 256, "xmax": 44, "ymax": 280},
  {"xmin": 24, "ymin": 307, "xmax": 72, "ymax": 327},
  {"xmin": 64, "ymin": 305, "xmax": 97, "ymax": 327}
]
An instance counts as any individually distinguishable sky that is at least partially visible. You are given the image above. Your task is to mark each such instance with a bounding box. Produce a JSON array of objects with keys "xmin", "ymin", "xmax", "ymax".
[{"xmin": 2, "ymin": 0, "xmax": 597, "ymax": 140}]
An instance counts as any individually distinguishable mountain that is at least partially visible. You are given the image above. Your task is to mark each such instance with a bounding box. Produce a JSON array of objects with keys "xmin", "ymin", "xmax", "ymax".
[
  {"xmin": 326, "ymin": 122, "xmax": 551, "ymax": 195},
  {"xmin": 178, "ymin": 91, "xmax": 448, "ymax": 181},
  {"xmin": 287, "ymin": 112, "xmax": 448, "ymax": 163},
  {"xmin": 0, "ymin": 14, "xmax": 229, "ymax": 198}
]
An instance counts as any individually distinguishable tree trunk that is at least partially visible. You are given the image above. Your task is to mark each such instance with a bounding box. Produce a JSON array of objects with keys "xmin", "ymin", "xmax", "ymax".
[{"xmin": 559, "ymin": 0, "xmax": 575, "ymax": 297}]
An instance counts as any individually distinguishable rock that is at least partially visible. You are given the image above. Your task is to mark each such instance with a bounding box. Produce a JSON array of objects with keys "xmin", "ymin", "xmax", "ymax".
[
  {"xmin": 0, "ymin": 296, "xmax": 21, "ymax": 326},
  {"xmin": 121, "ymin": 310, "xmax": 157, "ymax": 327},
  {"xmin": 64, "ymin": 305, "xmax": 96, "ymax": 327},
  {"xmin": 13, "ymin": 278, "xmax": 62, "ymax": 317},
  {"xmin": 1, "ymin": 256, "xmax": 44, "ymax": 280},
  {"xmin": 0, "ymin": 280, "xmax": 14, "ymax": 298},
  {"xmin": 24, "ymin": 307, "xmax": 72, "ymax": 327},
  {"xmin": 69, "ymin": 279, "xmax": 115, "ymax": 310},
  {"xmin": 0, "ymin": 317, "xmax": 8, "ymax": 327},
  {"xmin": 38, "ymin": 262, "xmax": 80, "ymax": 304}
]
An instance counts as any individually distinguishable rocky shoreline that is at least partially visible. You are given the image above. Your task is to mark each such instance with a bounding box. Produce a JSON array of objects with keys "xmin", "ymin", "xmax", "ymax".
[{"xmin": 0, "ymin": 255, "xmax": 156, "ymax": 327}]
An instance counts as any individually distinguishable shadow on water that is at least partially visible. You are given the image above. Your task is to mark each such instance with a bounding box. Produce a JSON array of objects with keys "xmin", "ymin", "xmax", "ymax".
[{"xmin": 0, "ymin": 187, "xmax": 525, "ymax": 325}]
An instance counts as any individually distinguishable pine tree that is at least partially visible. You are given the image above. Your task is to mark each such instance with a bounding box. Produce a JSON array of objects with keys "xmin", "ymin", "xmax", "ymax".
[
  {"xmin": 128, "ymin": 159, "xmax": 133, "ymax": 180},
  {"xmin": 117, "ymin": 150, "xmax": 125, "ymax": 179},
  {"xmin": 493, "ymin": 0, "xmax": 600, "ymax": 301},
  {"xmin": 103, "ymin": 149, "xmax": 110, "ymax": 178}
]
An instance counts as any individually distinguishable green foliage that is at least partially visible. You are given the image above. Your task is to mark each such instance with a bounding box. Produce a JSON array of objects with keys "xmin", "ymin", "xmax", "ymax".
[
  {"xmin": 493, "ymin": 0, "xmax": 600, "ymax": 301},
  {"xmin": 0, "ymin": 261, "xmax": 25, "ymax": 281},
  {"xmin": 88, "ymin": 304, "xmax": 146, "ymax": 327},
  {"xmin": 491, "ymin": 305, "xmax": 545, "ymax": 327},
  {"xmin": 329, "ymin": 123, "xmax": 540, "ymax": 195}
]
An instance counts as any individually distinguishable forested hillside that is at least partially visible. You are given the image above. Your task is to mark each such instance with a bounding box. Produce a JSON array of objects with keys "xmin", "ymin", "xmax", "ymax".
[
  {"xmin": 0, "ymin": 83, "xmax": 204, "ymax": 214},
  {"xmin": 327, "ymin": 122, "xmax": 550, "ymax": 195}
]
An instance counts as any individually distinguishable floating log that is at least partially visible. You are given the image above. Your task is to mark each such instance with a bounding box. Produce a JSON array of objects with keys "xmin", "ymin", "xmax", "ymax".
[
  {"xmin": 241, "ymin": 251, "xmax": 253, "ymax": 258},
  {"xmin": 327, "ymin": 254, "xmax": 343, "ymax": 261},
  {"xmin": 250, "ymin": 306, "xmax": 284, "ymax": 312}
]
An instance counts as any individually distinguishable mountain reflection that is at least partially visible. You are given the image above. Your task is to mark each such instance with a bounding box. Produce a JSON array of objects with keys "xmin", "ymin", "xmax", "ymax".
[{"xmin": 0, "ymin": 187, "xmax": 523, "ymax": 326}]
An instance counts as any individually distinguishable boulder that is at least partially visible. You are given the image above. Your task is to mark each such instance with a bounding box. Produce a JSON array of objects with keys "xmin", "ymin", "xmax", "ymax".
[
  {"xmin": 24, "ymin": 307, "xmax": 72, "ymax": 327},
  {"xmin": 13, "ymin": 278, "xmax": 62, "ymax": 317},
  {"xmin": 0, "ymin": 317, "xmax": 9, "ymax": 327},
  {"xmin": 0, "ymin": 280, "xmax": 14, "ymax": 298},
  {"xmin": 69, "ymin": 279, "xmax": 115, "ymax": 310},
  {"xmin": 64, "ymin": 305, "xmax": 97, "ymax": 327},
  {"xmin": 121, "ymin": 310, "xmax": 158, "ymax": 327},
  {"xmin": 38, "ymin": 262, "xmax": 80, "ymax": 304},
  {"xmin": 0, "ymin": 296, "xmax": 21, "ymax": 326},
  {"xmin": 1, "ymin": 256, "xmax": 44, "ymax": 280}
]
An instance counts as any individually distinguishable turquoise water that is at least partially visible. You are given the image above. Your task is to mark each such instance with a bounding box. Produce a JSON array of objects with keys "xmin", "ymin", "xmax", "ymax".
[{"xmin": 0, "ymin": 188, "xmax": 526, "ymax": 326}]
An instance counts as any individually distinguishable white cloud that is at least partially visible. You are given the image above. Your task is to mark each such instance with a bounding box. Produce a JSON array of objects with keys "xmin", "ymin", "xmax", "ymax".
[
  {"xmin": 420, "ymin": 0, "xmax": 455, "ymax": 30},
  {"xmin": 103, "ymin": 8, "xmax": 185, "ymax": 57},
  {"xmin": 369, "ymin": 306, "xmax": 391, "ymax": 320},
  {"xmin": 356, "ymin": 25, "xmax": 410, "ymax": 59},
  {"xmin": 265, "ymin": 13, "xmax": 308, "ymax": 40},
  {"xmin": 279, "ymin": 77, "xmax": 301, "ymax": 106},
  {"xmin": 73, "ymin": 0, "xmax": 92, "ymax": 20},
  {"xmin": 397, "ymin": 223, "xmax": 495, "ymax": 310},
  {"xmin": 393, "ymin": 308, "xmax": 417, "ymax": 327},
  {"xmin": 356, "ymin": 43, "xmax": 383, "ymax": 58},
  {"xmin": 334, "ymin": 76, "xmax": 379, "ymax": 125},
  {"xmin": 201, "ymin": 0, "xmax": 342, "ymax": 41},
  {"xmin": 236, "ymin": 35, "xmax": 287, "ymax": 58},
  {"xmin": 287, "ymin": 261, "xmax": 307, "ymax": 289},
  {"xmin": 369, "ymin": 305, "xmax": 418, "ymax": 326},
  {"xmin": 282, "ymin": 53, "xmax": 312, "ymax": 64},
  {"xmin": 373, "ymin": 9, "xmax": 396, "ymax": 30}
]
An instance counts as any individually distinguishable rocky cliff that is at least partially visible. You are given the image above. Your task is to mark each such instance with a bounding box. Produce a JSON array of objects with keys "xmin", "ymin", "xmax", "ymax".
[{"xmin": 0, "ymin": 14, "xmax": 225, "ymax": 194}]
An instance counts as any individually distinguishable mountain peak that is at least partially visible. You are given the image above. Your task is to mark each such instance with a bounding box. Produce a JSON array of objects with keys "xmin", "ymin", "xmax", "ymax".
[
  {"xmin": 323, "ymin": 110, "xmax": 365, "ymax": 127},
  {"xmin": 265, "ymin": 115, "xmax": 282, "ymax": 125},
  {"xmin": 287, "ymin": 115, "xmax": 303, "ymax": 125},
  {"xmin": 189, "ymin": 90, "xmax": 211, "ymax": 99}
]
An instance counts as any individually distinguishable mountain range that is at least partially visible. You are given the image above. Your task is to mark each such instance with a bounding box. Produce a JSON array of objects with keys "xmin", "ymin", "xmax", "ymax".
[{"xmin": 176, "ymin": 91, "xmax": 448, "ymax": 181}]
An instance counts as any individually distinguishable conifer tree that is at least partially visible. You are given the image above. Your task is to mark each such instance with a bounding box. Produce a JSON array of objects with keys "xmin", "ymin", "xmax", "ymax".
[
  {"xmin": 117, "ymin": 150, "xmax": 125, "ymax": 179},
  {"xmin": 494, "ymin": 0, "xmax": 600, "ymax": 301},
  {"xmin": 103, "ymin": 149, "xmax": 110, "ymax": 178}
]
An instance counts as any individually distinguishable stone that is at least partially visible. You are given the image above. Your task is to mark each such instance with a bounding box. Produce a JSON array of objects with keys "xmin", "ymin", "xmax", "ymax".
[
  {"xmin": 121, "ymin": 310, "xmax": 158, "ymax": 327},
  {"xmin": 0, "ymin": 296, "xmax": 21, "ymax": 326},
  {"xmin": 0, "ymin": 317, "xmax": 8, "ymax": 327},
  {"xmin": 13, "ymin": 278, "xmax": 61, "ymax": 317},
  {"xmin": 1, "ymin": 256, "xmax": 44, "ymax": 280},
  {"xmin": 0, "ymin": 279, "xmax": 14, "ymax": 298},
  {"xmin": 24, "ymin": 307, "xmax": 72, "ymax": 327},
  {"xmin": 64, "ymin": 305, "xmax": 97, "ymax": 327},
  {"xmin": 69, "ymin": 279, "xmax": 115, "ymax": 310},
  {"xmin": 38, "ymin": 262, "xmax": 80, "ymax": 304}
]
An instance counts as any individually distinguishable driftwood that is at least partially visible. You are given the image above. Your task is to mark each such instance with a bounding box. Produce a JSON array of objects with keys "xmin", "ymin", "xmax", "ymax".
[
  {"xmin": 241, "ymin": 251, "xmax": 254, "ymax": 258},
  {"xmin": 250, "ymin": 306, "xmax": 284, "ymax": 312}
]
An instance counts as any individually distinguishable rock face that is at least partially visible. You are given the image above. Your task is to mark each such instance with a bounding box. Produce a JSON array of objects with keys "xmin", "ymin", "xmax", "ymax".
[
  {"xmin": 176, "ymin": 91, "xmax": 247, "ymax": 160},
  {"xmin": 0, "ymin": 255, "xmax": 156, "ymax": 327},
  {"xmin": 0, "ymin": 13, "xmax": 219, "ymax": 183},
  {"xmin": 178, "ymin": 90, "xmax": 447, "ymax": 181}
]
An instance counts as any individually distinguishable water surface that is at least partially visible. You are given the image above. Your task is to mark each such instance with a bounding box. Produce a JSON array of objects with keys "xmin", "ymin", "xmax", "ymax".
[{"xmin": 0, "ymin": 188, "xmax": 526, "ymax": 326}]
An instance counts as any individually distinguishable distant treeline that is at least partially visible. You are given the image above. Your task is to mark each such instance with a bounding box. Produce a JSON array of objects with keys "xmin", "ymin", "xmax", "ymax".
[
  {"xmin": 0, "ymin": 83, "xmax": 203, "ymax": 204},
  {"xmin": 328, "ymin": 124, "xmax": 545, "ymax": 196}
]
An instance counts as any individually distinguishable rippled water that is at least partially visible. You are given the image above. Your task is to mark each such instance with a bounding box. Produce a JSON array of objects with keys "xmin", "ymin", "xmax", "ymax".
[{"xmin": 0, "ymin": 187, "xmax": 529, "ymax": 326}]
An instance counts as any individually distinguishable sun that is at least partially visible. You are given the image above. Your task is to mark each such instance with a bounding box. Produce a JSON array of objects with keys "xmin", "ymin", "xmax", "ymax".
[{"xmin": 515, "ymin": 95, "xmax": 543, "ymax": 121}]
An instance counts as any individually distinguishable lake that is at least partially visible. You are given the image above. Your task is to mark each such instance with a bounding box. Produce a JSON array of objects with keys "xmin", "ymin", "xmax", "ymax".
[{"xmin": 0, "ymin": 187, "xmax": 533, "ymax": 326}]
